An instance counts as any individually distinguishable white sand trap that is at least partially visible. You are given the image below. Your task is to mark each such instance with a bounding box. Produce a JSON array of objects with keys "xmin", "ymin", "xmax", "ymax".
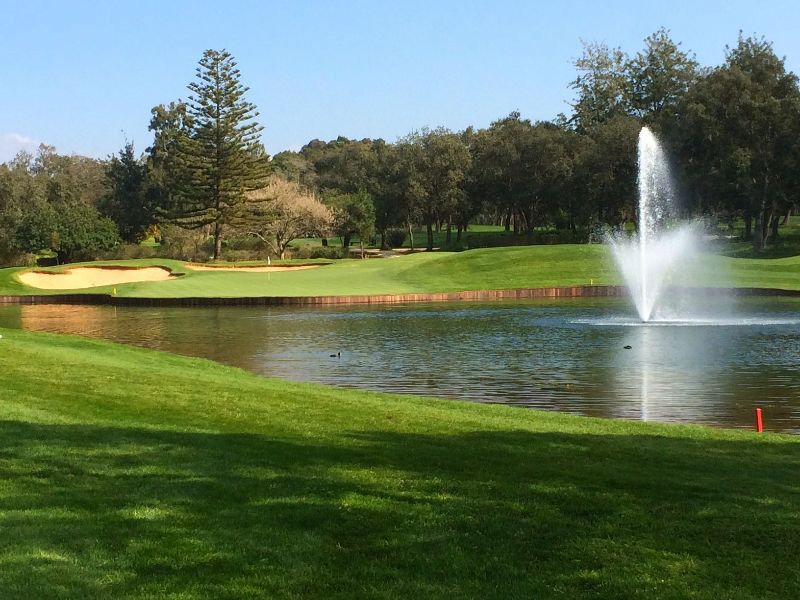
[
  {"xmin": 19, "ymin": 267, "xmax": 176, "ymax": 290},
  {"xmin": 184, "ymin": 263, "xmax": 321, "ymax": 273}
]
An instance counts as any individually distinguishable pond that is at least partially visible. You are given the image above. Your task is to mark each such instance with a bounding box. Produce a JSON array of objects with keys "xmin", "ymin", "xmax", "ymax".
[{"xmin": 2, "ymin": 297, "xmax": 800, "ymax": 433}]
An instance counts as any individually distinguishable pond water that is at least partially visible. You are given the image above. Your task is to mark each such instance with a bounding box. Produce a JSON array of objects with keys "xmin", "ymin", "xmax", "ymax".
[{"xmin": 2, "ymin": 297, "xmax": 800, "ymax": 433}]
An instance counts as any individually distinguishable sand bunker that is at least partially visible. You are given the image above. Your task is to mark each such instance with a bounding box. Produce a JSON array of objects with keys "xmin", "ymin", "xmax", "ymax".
[
  {"xmin": 184, "ymin": 264, "xmax": 321, "ymax": 272},
  {"xmin": 18, "ymin": 267, "xmax": 176, "ymax": 290}
]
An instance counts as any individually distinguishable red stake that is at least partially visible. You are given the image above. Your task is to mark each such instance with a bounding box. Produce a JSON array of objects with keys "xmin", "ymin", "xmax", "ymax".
[{"xmin": 755, "ymin": 407, "xmax": 764, "ymax": 433}]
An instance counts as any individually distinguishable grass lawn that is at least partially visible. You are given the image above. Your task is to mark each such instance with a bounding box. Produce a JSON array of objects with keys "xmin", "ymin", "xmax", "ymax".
[
  {"xmin": 1, "ymin": 245, "xmax": 799, "ymax": 298},
  {"xmin": 289, "ymin": 224, "xmax": 509, "ymax": 249},
  {"xmin": 713, "ymin": 217, "xmax": 800, "ymax": 259},
  {"xmin": 0, "ymin": 328, "xmax": 798, "ymax": 598}
]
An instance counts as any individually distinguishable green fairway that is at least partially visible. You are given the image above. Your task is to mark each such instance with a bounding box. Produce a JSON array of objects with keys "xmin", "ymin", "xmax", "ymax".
[
  {"xmin": 0, "ymin": 328, "xmax": 798, "ymax": 598},
  {"xmin": 1, "ymin": 245, "xmax": 800, "ymax": 298}
]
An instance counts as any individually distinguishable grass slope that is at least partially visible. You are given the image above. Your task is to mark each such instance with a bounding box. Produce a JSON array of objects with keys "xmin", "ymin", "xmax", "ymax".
[
  {"xmin": 1, "ymin": 245, "xmax": 799, "ymax": 298},
  {"xmin": 1, "ymin": 328, "xmax": 799, "ymax": 598}
]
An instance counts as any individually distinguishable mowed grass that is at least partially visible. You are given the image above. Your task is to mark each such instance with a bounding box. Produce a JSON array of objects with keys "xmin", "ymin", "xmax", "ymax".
[
  {"xmin": 289, "ymin": 223, "xmax": 509, "ymax": 249},
  {"xmin": 1, "ymin": 245, "xmax": 799, "ymax": 298},
  {"xmin": 0, "ymin": 328, "xmax": 798, "ymax": 598}
]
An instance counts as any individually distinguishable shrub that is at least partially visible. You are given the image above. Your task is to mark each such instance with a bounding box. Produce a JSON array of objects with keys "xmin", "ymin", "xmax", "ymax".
[
  {"xmin": 385, "ymin": 228, "xmax": 407, "ymax": 248},
  {"xmin": 444, "ymin": 240, "xmax": 467, "ymax": 251},
  {"xmin": 98, "ymin": 244, "xmax": 158, "ymax": 261},
  {"xmin": 0, "ymin": 238, "xmax": 37, "ymax": 267},
  {"xmin": 0, "ymin": 251, "xmax": 38, "ymax": 267},
  {"xmin": 158, "ymin": 225, "xmax": 214, "ymax": 262},
  {"xmin": 465, "ymin": 229, "xmax": 588, "ymax": 249},
  {"xmin": 12, "ymin": 202, "xmax": 121, "ymax": 263},
  {"xmin": 292, "ymin": 245, "xmax": 345, "ymax": 260},
  {"xmin": 219, "ymin": 249, "xmax": 269, "ymax": 262},
  {"xmin": 224, "ymin": 235, "xmax": 268, "ymax": 251}
]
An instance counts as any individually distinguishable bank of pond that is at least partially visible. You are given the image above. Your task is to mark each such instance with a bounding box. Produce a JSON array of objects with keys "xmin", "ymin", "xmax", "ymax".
[
  {"xmin": 3, "ymin": 245, "xmax": 800, "ymax": 299},
  {"xmin": 2, "ymin": 296, "xmax": 800, "ymax": 432},
  {"xmin": 1, "ymin": 324, "xmax": 799, "ymax": 598}
]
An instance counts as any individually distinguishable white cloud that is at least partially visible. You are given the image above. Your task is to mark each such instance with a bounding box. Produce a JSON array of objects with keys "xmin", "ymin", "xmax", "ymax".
[{"xmin": 0, "ymin": 133, "xmax": 41, "ymax": 163}]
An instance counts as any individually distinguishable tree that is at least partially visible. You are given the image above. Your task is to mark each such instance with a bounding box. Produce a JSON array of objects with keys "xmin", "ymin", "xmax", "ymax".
[
  {"xmin": 0, "ymin": 145, "xmax": 120, "ymax": 264},
  {"xmin": 101, "ymin": 142, "xmax": 156, "ymax": 243},
  {"xmin": 160, "ymin": 49, "xmax": 270, "ymax": 259},
  {"xmin": 569, "ymin": 30, "xmax": 697, "ymax": 130},
  {"xmin": 13, "ymin": 201, "xmax": 119, "ymax": 263},
  {"xmin": 308, "ymin": 138, "xmax": 376, "ymax": 194},
  {"xmin": 0, "ymin": 153, "xmax": 42, "ymax": 262},
  {"xmin": 469, "ymin": 114, "xmax": 576, "ymax": 236},
  {"xmin": 365, "ymin": 141, "xmax": 411, "ymax": 249},
  {"xmin": 673, "ymin": 35, "xmax": 800, "ymax": 251},
  {"xmin": 271, "ymin": 150, "xmax": 318, "ymax": 190},
  {"xmin": 147, "ymin": 101, "xmax": 193, "ymax": 221},
  {"xmin": 569, "ymin": 41, "xmax": 630, "ymax": 131},
  {"xmin": 515, "ymin": 123, "xmax": 574, "ymax": 235},
  {"xmin": 575, "ymin": 114, "xmax": 641, "ymax": 228},
  {"xmin": 30, "ymin": 144, "xmax": 108, "ymax": 207},
  {"xmin": 627, "ymin": 28, "xmax": 698, "ymax": 124},
  {"xmin": 469, "ymin": 114, "xmax": 527, "ymax": 232},
  {"xmin": 406, "ymin": 128, "xmax": 471, "ymax": 251},
  {"xmin": 393, "ymin": 139, "xmax": 426, "ymax": 250},
  {"xmin": 328, "ymin": 191, "xmax": 375, "ymax": 258},
  {"xmin": 246, "ymin": 177, "xmax": 333, "ymax": 259}
]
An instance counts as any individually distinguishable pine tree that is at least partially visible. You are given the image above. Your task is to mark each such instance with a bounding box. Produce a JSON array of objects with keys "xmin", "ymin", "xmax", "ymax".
[
  {"xmin": 166, "ymin": 49, "xmax": 270, "ymax": 259},
  {"xmin": 102, "ymin": 142, "xmax": 154, "ymax": 243}
]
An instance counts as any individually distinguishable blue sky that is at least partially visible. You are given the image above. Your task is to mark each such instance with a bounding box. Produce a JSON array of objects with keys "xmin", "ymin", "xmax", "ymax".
[{"xmin": 2, "ymin": 0, "xmax": 800, "ymax": 162}]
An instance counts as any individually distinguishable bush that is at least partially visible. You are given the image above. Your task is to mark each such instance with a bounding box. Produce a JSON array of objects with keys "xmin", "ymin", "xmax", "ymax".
[
  {"xmin": 36, "ymin": 255, "xmax": 59, "ymax": 267},
  {"xmin": 292, "ymin": 245, "xmax": 345, "ymax": 260},
  {"xmin": 0, "ymin": 251, "xmax": 38, "ymax": 268},
  {"xmin": 12, "ymin": 202, "xmax": 121, "ymax": 263},
  {"xmin": 67, "ymin": 248, "xmax": 110, "ymax": 263},
  {"xmin": 98, "ymin": 244, "xmax": 158, "ymax": 261},
  {"xmin": 444, "ymin": 240, "xmax": 467, "ymax": 251},
  {"xmin": 465, "ymin": 229, "xmax": 588, "ymax": 249},
  {"xmin": 224, "ymin": 235, "xmax": 268, "ymax": 251},
  {"xmin": 218, "ymin": 249, "xmax": 269, "ymax": 262},
  {"xmin": 0, "ymin": 238, "xmax": 37, "ymax": 267},
  {"xmin": 158, "ymin": 225, "xmax": 214, "ymax": 262},
  {"xmin": 385, "ymin": 228, "xmax": 407, "ymax": 248}
]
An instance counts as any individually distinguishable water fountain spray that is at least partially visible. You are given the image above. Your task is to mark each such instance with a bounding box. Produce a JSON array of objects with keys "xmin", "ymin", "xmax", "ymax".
[{"xmin": 611, "ymin": 127, "xmax": 696, "ymax": 322}]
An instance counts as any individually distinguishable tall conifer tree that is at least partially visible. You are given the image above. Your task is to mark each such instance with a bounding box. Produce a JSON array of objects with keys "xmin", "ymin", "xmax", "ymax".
[
  {"xmin": 166, "ymin": 49, "xmax": 269, "ymax": 259},
  {"xmin": 102, "ymin": 142, "xmax": 154, "ymax": 243}
]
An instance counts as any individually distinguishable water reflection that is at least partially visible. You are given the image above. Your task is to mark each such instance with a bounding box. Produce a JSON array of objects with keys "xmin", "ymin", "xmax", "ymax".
[
  {"xmin": 602, "ymin": 315, "xmax": 800, "ymax": 430},
  {"xmin": 613, "ymin": 324, "xmax": 722, "ymax": 425},
  {"xmin": 1, "ymin": 298, "xmax": 799, "ymax": 432}
]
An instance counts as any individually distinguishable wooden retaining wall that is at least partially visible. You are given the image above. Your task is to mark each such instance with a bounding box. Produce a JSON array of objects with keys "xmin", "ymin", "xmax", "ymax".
[
  {"xmin": 0, "ymin": 285, "xmax": 627, "ymax": 307},
  {"xmin": 1, "ymin": 285, "xmax": 799, "ymax": 308}
]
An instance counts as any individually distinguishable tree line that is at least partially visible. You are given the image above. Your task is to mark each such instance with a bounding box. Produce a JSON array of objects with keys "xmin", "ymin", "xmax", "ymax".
[
  {"xmin": 273, "ymin": 30, "xmax": 800, "ymax": 253},
  {"xmin": 2, "ymin": 30, "xmax": 798, "ymax": 265}
]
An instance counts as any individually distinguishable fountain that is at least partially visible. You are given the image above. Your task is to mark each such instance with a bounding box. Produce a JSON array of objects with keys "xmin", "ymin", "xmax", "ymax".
[
  {"xmin": 605, "ymin": 128, "xmax": 799, "ymax": 326},
  {"xmin": 611, "ymin": 127, "xmax": 698, "ymax": 322}
]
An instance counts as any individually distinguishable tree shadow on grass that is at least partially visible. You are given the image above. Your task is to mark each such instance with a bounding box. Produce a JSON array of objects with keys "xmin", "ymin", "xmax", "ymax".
[{"xmin": 0, "ymin": 420, "xmax": 798, "ymax": 599}]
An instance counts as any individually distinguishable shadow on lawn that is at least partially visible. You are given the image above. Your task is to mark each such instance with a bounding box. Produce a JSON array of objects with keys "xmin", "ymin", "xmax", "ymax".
[{"xmin": 0, "ymin": 420, "xmax": 798, "ymax": 599}]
